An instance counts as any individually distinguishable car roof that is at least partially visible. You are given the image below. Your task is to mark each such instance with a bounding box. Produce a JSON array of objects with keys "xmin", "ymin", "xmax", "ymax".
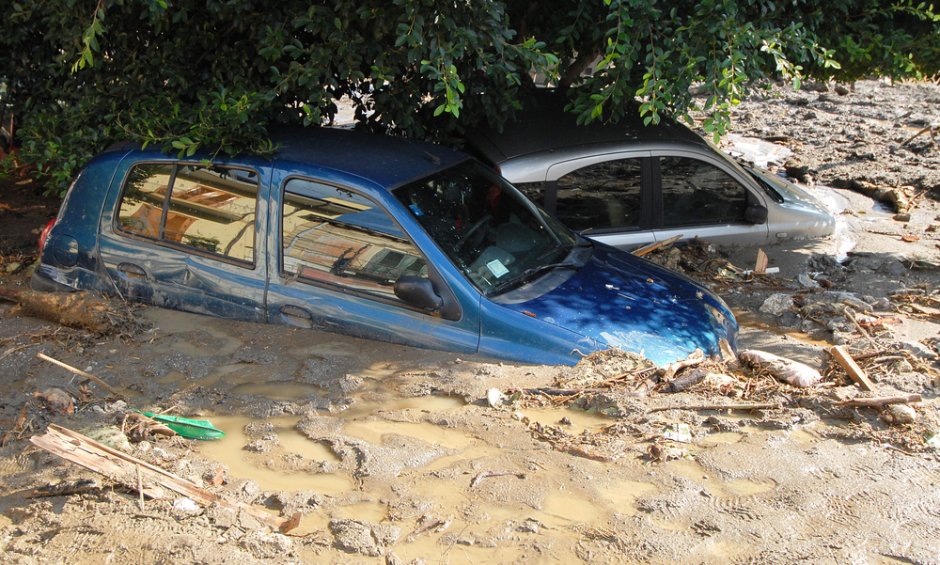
[
  {"xmin": 272, "ymin": 127, "xmax": 469, "ymax": 190},
  {"xmin": 466, "ymin": 90, "xmax": 708, "ymax": 164},
  {"xmin": 107, "ymin": 127, "xmax": 469, "ymax": 192}
]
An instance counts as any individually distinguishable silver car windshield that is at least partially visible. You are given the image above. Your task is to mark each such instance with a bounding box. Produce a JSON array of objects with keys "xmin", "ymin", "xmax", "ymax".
[{"xmin": 396, "ymin": 161, "xmax": 577, "ymax": 295}]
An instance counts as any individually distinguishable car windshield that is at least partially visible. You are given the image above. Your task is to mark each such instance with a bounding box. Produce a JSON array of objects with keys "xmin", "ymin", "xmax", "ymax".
[{"xmin": 396, "ymin": 160, "xmax": 578, "ymax": 296}]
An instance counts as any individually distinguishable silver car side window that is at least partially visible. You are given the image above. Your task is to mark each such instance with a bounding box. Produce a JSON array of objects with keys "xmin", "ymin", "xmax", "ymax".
[
  {"xmin": 659, "ymin": 156, "xmax": 748, "ymax": 227},
  {"xmin": 555, "ymin": 158, "xmax": 643, "ymax": 232}
]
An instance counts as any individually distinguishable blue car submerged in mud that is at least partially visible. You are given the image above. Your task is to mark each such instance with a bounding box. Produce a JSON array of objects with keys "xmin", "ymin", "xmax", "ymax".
[{"xmin": 34, "ymin": 129, "xmax": 737, "ymax": 366}]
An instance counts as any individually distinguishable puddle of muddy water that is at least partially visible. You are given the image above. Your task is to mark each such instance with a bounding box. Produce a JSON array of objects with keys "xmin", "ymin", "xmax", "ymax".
[
  {"xmin": 228, "ymin": 381, "xmax": 323, "ymax": 401},
  {"xmin": 197, "ymin": 415, "xmax": 351, "ymax": 493},
  {"xmin": 519, "ymin": 407, "xmax": 613, "ymax": 435}
]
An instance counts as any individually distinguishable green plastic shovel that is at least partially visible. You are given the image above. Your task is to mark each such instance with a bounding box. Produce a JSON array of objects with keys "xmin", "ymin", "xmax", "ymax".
[{"xmin": 139, "ymin": 411, "xmax": 225, "ymax": 440}]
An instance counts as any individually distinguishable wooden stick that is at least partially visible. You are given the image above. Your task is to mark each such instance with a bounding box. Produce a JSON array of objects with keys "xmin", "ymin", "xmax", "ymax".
[
  {"xmin": 648, "ymin": 402, "xmax": 781, "ymax": 413},
  {"xmin": 36, "ymin": 352, "xmax": 125, "ymax": 400},
  {"xmin": 136, "ymin": 464, "xmax": 145, "ymax": 511},
  {"xmin": 828, "ymin": 346, "xmax": 876, "ymax": 391},
  {"xmin": 631, "ymin": 234, "xmax": 683, "ymax": 257},
  {"xmin": 834, "ymin": 394, "xmax": 921, "ymax": 408},
  {"xmin": 30, "ymin": 424, "xmax": 299, "ymax": 532}
]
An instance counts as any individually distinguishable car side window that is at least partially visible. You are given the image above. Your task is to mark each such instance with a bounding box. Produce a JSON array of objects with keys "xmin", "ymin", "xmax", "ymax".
[
  {"xmin": 555, "ymin": 159, "xmax": 643, "ymax": 232},
  {"xmin": 281, "ymin": 179, "xmax": 429, "ymax": 305},
  {"xmin": 117, "ymin": 163, "xmax": 259, "ymax": 264},
  {"xmin": 659, "ymin": 156, "xmax": 748, "ymax": 227}
]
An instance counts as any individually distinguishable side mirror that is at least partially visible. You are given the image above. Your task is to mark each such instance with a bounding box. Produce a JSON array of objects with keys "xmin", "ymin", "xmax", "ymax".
[
  {"xmin": 394, "ymin": 276, "xmax": 443, "ymax": 311},
  {"xmin": 745, "ymin": 204, "xmax": 768, "ymax": 224}
]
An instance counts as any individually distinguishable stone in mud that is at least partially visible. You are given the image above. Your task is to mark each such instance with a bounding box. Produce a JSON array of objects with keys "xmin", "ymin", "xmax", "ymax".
[
  {"xmin": 882, "ymin": 404, "xmax": 917, "ymax": 425},
  {"xmin": 760, "ymin": 293, "xmax": 794, "ymax": 317},
  {"xmin": 238, "ymin": 530, "xmax": 293, "ymax": 559},
  {"xmin": 330, "ymin": 519, "xmax": 400, "ymax": 556},
  {"xmin": 899, "ymin": 340, "xmax": 937, "ymax": 360}
]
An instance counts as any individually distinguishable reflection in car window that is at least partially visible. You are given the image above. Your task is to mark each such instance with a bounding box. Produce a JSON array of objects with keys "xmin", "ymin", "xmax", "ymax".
[
  {"xmin": 281, "ymin": 179, "xmax": 428, "ymax": 303},
  {"xmin": 117, "ymin": 163, "xmax": 258, "ymax": 264},
  {"xmin": 660, "ymin": 157, "xmax": 748, "ymax": 227},
  {"xmin": 513, "ymin": 182, "xmax": 546, "ymax": 207},
  {"xmin": 396, "ymin": 161, "xmax": 576, "ymax": 295},
  {"xmin": 556, "ymin": 159, "xmax": 642, "ymax": 232}
]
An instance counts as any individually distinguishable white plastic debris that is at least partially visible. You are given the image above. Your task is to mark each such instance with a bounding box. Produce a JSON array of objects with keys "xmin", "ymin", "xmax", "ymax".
[
  {"xmin": 738, "ymin": 349, "xmax": 823, "ymax": 387},
  {"xmin": 173, "ymin": 497, "xmax": 200, "ymax": 514},
  {"xmin": 663, "ymin": 423, "xmax": 692, "ymax": 443},
  {"xmin": 486, "ymin": 388, "xmax": 506, "ymax": 408},
  {"xmin": 759, "ymin": 294, "xmax": 794, "ymax": 317}
]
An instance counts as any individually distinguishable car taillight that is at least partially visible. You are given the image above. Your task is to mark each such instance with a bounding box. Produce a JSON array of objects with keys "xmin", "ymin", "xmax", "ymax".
[{"xmin": 38, "ymin": 218, "xmax": 56, "ymax": 253}]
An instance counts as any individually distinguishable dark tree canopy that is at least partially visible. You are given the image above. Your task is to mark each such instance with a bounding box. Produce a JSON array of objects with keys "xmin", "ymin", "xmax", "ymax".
[{"xmin": 2, "ymin": 0, "xmax": 937, "ymax": 192}]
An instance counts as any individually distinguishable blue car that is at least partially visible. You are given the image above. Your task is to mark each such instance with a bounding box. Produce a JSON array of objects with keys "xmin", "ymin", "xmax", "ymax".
[{"xmin": 33, "ymin": 128, "xmax": 737, "ymax": 366}]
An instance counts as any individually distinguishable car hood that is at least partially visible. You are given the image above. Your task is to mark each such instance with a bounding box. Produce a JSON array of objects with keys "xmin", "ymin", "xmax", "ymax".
[{"xmin": 500, "ymin": 245, "xmax": 737, "ymax": 366}]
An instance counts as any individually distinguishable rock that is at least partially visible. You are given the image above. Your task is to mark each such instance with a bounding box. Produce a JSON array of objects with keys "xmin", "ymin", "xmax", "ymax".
[
  {"xmin": 882, "ymin": 404, "xmax": 917, "ymax": 425},
  {"xmin": 784, "ymin": 159, "xmax": 812, "ymax": 183},
  {"xmin": 238, "ymin": 531, "xmax": 293, "ymax": 559},
  {"xmin": 797, "ymin": 272, "xmax": 820, "ymax": 288},
  {"xmin": 893, "ymin": 213, "xmax": 911, "ymax": 222},
  {"xmin": 328, "ymin": 519, "xmax": 400, "ymax": 550},
  {"xmin": 245, "ymin": 439, "xmax": 276, "ymax": 453},
  {"xmin": 517, "ymin": 518, "xmax": 541, "ymax": 533},
  {"xmin": 206, "ymin": 504, "xmax": 238, "ymax": 529},
  {"xmin": 899, "ymin": 341, "xmax": 937, "ymax": 360},
  {"xmin": 760, "ymin": 293, "xmax": 794, "ymax": 316},
  {"xmin": 34, "ymin": 388, "xmax": 74, "ymax": 415},
  {"xmin": 834, "ymin": 84, "xmax": 850, "ymax": 95}
]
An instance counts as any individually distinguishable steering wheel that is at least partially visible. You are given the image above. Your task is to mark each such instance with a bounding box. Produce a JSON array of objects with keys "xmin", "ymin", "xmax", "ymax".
[{"xmin": 455, "ymin": 215, "xmax": 492, "ymax": 253}]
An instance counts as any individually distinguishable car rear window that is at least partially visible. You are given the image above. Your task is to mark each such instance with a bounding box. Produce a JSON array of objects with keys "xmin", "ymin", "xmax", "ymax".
[{"xmin": 116, "ymin": 163, "xmax": 259, "ymax": 265}]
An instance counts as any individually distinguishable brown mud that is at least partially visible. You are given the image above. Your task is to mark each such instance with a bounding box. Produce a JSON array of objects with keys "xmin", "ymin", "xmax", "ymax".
[{"xmin": 0, "ymin": 80, "xmax": 938, "ymax": 563}]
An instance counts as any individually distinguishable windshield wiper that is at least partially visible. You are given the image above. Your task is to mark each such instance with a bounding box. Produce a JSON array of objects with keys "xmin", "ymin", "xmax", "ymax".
[{"xmin": 489, "ymin": 262, "xmax": 579, "ymax": 295}]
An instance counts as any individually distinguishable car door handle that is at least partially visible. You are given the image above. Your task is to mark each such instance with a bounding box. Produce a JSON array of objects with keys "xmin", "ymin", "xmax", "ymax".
[
  {"xmin": 279, "ymin": 304, "xmax": 314, "ymax": 329},
  {"xmin": 117, "ymin": 262, "xmax": 148, "ymax": 280}
]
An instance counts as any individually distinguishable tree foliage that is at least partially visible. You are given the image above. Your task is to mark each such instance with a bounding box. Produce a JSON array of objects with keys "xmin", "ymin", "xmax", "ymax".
[{"xmin": 2, "ymin": 0, "xmax": 937, "ymax": 193}]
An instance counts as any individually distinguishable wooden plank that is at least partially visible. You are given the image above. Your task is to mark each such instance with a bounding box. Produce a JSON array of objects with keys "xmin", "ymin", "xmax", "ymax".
[
  {"xmin": 631, "ymin": 235, "xmax": 683, "ymax": 257},
  {"xmin": 30, "ymin": 424, "xmax": 298, "ymax": 532},
  {"xmin": 754, "ymin": 248, "xmax": 769, "ymax": 274},
  {"xmin": 828, "ymin": 346, "xmax": 877, "ymax": 392}
]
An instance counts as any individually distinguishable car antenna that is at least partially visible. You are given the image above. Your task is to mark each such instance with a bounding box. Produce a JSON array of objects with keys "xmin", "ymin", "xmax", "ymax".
[{"xmin": 424, "ymin": 151, "xmax": 441, "ymax": 166}]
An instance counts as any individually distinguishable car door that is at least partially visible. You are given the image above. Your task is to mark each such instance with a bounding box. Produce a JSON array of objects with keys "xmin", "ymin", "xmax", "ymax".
[
  {"xmin": 651, "ymin": 152, "xmax": 770, "ymax": 246},
  {"xmin": 98, "ymin": 159, "xmax": 269, "ymax": 321},
  {"xmin": 264, "ymin": 175, "xmax": 481, "ymax": 354},
  {"xmin": 542, "ymin": 152, "xmax": 655, "ymax": 250}
]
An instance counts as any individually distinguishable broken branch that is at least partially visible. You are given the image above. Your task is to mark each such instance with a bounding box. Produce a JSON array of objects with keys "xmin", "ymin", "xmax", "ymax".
[
  {"xmin": 648, "ymin": 402, "xmax": 782, "ymax": 413},
  {"xmin": 36, "ymin": 352, "xmax": 125, "ymax": 400},
  {"xmin": 834, "ymin": 394, "xmax": 921, "ymax": 408}
]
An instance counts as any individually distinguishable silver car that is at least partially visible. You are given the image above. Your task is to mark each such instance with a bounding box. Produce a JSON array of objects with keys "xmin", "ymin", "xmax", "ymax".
[{"xmin": 465, "ymin": 93, "xmax": 835, "ymax": 249}]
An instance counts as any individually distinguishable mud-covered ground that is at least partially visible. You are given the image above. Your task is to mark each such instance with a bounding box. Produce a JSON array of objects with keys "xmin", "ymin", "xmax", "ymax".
[{"xmin": 0, "ymin": 80, "xmax": 938, "ymax": 564}]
